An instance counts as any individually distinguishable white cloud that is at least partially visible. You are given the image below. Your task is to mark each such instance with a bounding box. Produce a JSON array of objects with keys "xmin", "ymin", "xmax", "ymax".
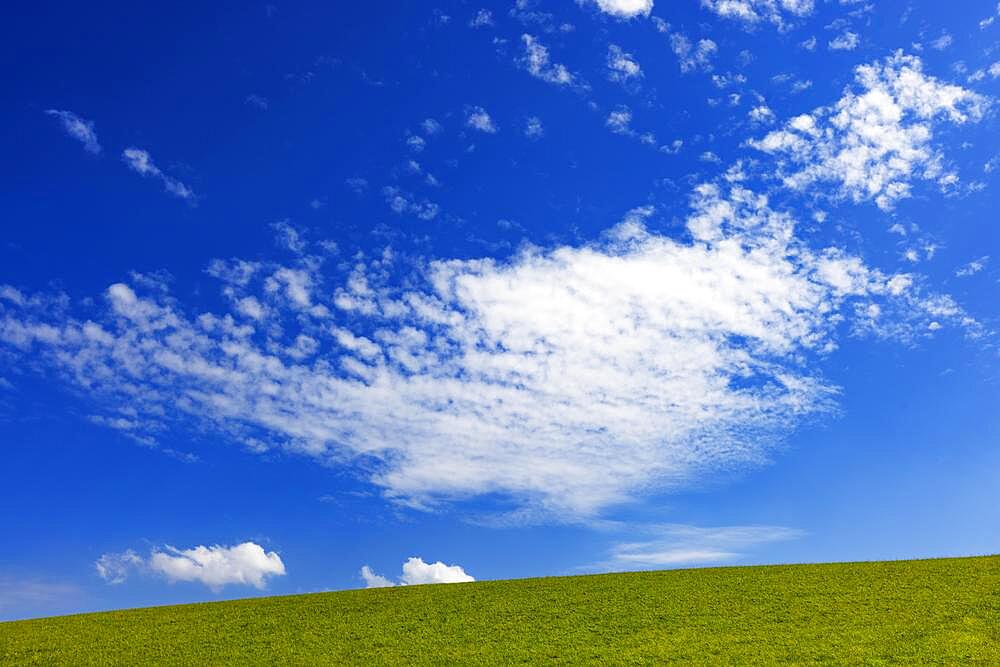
[
  {"xmin": 956, "ymin": 256, "xmax": 989, "ymax": 277},
  {"xmin": 749, "ymin": 105, "xmax": 776, "ymax": 124},
  {"xmin": 406, "ymin": 135, "xmax": 426, "ymax": 152},
  {"xmin": 800, "ymin": 35, "xmax": 817, "ymax": 50},
  {"xmin": 421, "ymin": 118, "xmax": 442, "ymax": 135},
  {"xmin": 929, "ymin": 33, "xmax": 953, "ymax": 51},
  {"xmin": 749, "ymin": 52, "xmax": 985, "ymax": 211},
  {"xmin": 520, "ymin": 35, "xmax": 576, "ymax": 86},
  {"xmin": 149, "ymin": 543, "xmax": 285, "ymax": 591},
  {"xmin": 592, "ymin": 0, "xmax": 653, "ymax": 19},
  {"xmin": 605, "ymin": 106, "xmax": 633, "ymax": 135},
  {"xmin": 524, "ymin": 116, "xmax": 544, "ymax": 139},
  {"xmin": 360, "ymin": 565, "xmax": 395, "ymax": 588},
  {"xmin": 2, "ymin": 53, "xmax": 985, "ymax": 522},
  {"xmin": 95, "ymin": 550, "xmax": 143, "ymax": 584},
  {"xmin": 469, "ymin": 9, "xmax": 493, "ymax": 28},
  {"xmin": 361, "ymin": 557, "xmax": 475, "ymax": 588},
  {"xmin": 245, "ymin": 94, "xmax": 269, "ymax": 110},
  {"xmin": 122, "ymin": 147, "xmax": 197, "ymax": 201},
  {"xmin": 466, "ymin": 106, "xmax": 497, "ymax": 133},
  {"xmin": 700, "ymin": 0, "xmax": 814, "ymax": 29},
  {"xmin": 46, "ymin": 110, "xmax": 101, "ymax": 154},
  {"xmin": 607, "ymin": 524, "xmax": 802, "ymax": 568},
  {"xmin": 607, "ymin": 44, "xmax": 642, "ymax": 83},
  {"xmin": 828, "ymin": 31, "xmax": 860, "ymax": 51},
  {"xmin": 382, "ymin": 186, "xmax": 440, "ymax": 220},
  {"xmin": 670, "ymin": 34, "xmax": 717, "ymax": 73},
  {"xmin": 95, "ymin": 542, "xmax": 284, "ymax": 591},
  {"xmin": 3, "ymin": 180, "xmax": 970, "ymax": 519}
]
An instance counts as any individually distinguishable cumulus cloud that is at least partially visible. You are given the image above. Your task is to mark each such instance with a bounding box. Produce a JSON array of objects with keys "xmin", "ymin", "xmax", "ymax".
[
  {"xmin": 150, "ymin": 543, "xmax": 285, "ymax": 591},
  {"xmin": 520, "ymin": 35, "xmax": 576, "ymax": 86},
  {"xmin": 592, "ymin": 0, "xmax": 653, "ymax": 19},
  {"xmin": 361, "ymin": 557, "xmax": 475, "ymax": 588},
  {"xmin": 360, "ymin": 565, "xmax": 396, "ymax": 588},
  {"xmin": 700, "ymin": 0, "xmax": 814, "ymax": 29},
  {"xmin": 749, "ymin": 52, "xmax": 985, "ymax": 210},
  {"xmin": 122, "ymin": 147, "xmax": 197, "ymax": 201},
  {"xmin": 45, "ymin": 110, "xmax": 101, "ymax": 154},
  {"xmin": 606, "ymin": 524, "xmax": 803, "ymax": 568},
  {"xmin": 95, "ymin": 542, "xmax": 285, "ymax": 591}
]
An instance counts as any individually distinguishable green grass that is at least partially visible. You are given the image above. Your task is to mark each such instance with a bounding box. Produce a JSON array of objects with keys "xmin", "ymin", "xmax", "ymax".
[{"xmin": 2, "ymin": 556, "xmax": 999, "ymax": 665}]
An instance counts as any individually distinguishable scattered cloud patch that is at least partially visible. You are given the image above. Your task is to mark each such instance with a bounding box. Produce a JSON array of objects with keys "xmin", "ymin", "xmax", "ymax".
[
  {"xmin": 469, "ymin": 9, "xmax": 493, "ymax": 28},
  {"xmin": 520, "ymin": 35, "xmax": 576, "ymax": 86},
  {"xmin": 524, "ymin": 116, "xmax": 544, "ymax": 138},
  {"xmin": 670, "ymin": 34, "xmax": 717, "ymax": 73},
  {"xmin": 607, "ymin": 44, "xmax": 642, "ymax": 83},
  {"xmin": 45, "ymin": 110, "xmax": 101, "ymax": 154},
  {"xmin": 956, "ymin": 256, "xmax": 989, "ymax": 277},
  {"xmin": 466, "ymin": 106, "xmax": 498, "ymax": 133},
  {"xmin": 700, "ymin": 0, "xmax": 814, "ymax": 29},
  {"xmin": 828, "ymin": 31, "xmax": 860, "ymax": 51},
  {"xmin": 0, "ymin": 180, "xmax": 971, "ymax": 519},
  {"xmin": 122, "ymin": 148, "xmax": 197, "ymax": 202},
  {"xmin": 750, "ymin": 53, "xmax": 985, "ymax": 210}
]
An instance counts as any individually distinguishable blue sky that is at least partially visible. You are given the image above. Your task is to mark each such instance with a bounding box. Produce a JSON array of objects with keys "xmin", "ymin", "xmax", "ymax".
[{"xmin": 2, "ymin": 0, "xmax": 1000, "ymax": 621}]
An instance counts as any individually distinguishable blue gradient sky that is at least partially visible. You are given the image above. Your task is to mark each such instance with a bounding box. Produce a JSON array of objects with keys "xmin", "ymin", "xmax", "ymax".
[{"xmin": 2, "ymin": 1, "xmax": 999, "ymax": 621}]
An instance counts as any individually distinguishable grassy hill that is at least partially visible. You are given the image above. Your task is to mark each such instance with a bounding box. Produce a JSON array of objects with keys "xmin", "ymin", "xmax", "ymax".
[{"xmin": 2, "ymin": 555, "xmax": 999, "ymax": 665}]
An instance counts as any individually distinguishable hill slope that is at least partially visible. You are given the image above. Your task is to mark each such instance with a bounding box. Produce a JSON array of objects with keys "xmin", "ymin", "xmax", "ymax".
[{"xmin": 2, "ymin": 556, "xmax": 999, "ymax": 664}]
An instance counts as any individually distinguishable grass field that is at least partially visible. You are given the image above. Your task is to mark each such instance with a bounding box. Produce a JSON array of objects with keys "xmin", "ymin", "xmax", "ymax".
[{"xmin": 2, "ymin": 555, "xmax": 998, "ymax": 665}]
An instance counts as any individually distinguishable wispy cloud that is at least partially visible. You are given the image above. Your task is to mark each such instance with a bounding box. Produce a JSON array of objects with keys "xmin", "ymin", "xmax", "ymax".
[
  {"xmin": 603, "ymin": 524, "xmax": 803, "ymax": 569},
  {"xmin": 45, "ymin": 109, "xmax": 101, "ymax": 154},
  {"xmin": 122, "ymin": 147, "xmax": 197, "ymax": 202},
  {"xmin": 0, "ymin": 578, "xmax": 82, "ymax": 619},
  {"xmin": 520, "ymin": 35, "xmax": 577, "ymax": 87}
]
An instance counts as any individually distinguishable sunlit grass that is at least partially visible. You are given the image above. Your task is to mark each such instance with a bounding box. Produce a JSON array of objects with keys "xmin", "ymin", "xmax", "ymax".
[{"xmin": 2, "ymin": 555, "xmax": 999, "ymax": 665}]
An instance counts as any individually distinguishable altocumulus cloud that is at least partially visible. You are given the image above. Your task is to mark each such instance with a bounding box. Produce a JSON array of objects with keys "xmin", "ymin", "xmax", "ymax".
[
  {"xmin": 750, "ymin": 52, "xmax": 985, "ymax": 211},
  {"xmin": 0, "ymin": 54, "xmax": 982, "ymax": 522},
  {"xmin": 96, "ymin": 542, "xmax": 286, "ymax": 591},
  {"xmin": 361, "ymin": 557, "xmax": 474, "ymax": 588}
]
